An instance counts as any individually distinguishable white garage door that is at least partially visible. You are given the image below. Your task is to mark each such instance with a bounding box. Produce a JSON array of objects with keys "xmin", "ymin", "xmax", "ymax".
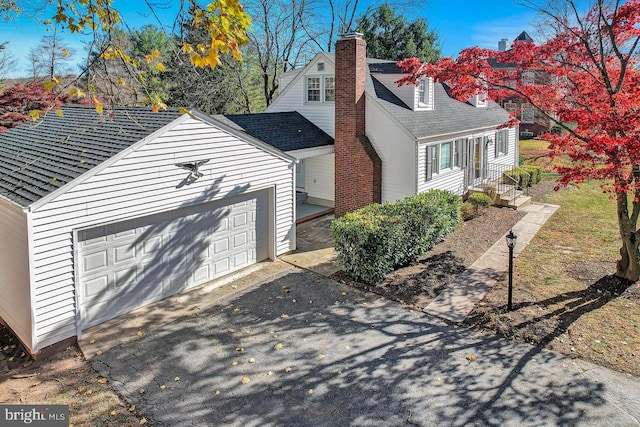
[{"xmin": 77, "ymin": 190, "xmax": 270, "ymax": 328}]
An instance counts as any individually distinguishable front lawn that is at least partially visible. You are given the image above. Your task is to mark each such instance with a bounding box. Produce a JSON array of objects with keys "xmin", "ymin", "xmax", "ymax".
[{"xmin": 466, "ymin": 179, "xmax": 640, "ymax": 378}]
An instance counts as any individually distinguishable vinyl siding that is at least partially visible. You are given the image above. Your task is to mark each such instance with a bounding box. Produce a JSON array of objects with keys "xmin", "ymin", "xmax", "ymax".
[
  {"xmin": 0, "ymin": 198, "xmax": 32, "ymax": 352},
  {"xmin": 417, "ymin": 127, "xmax": 517, "ymax": 196},
  {"xmin": 304, "ymin": 154, "xmax": 335, "ymax": 202},
  {"xmin": 29, "ymin": 117, "xmax": 294, "ymax": 351},
  {"xmin": 366, "ymin": 98, "xmax": 416, "ymax": 202},
  {"xmin": 266, "ymin": 55, "xmax": 336, "ymax": 138}
]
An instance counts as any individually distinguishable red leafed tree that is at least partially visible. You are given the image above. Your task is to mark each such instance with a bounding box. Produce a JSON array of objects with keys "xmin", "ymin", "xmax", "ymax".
[
  {"xmin": 398, "ymin": 0, "xmax": 640, "ymax": 281},
  {"xmin": 0, "ymin": 82, "xmax": 88, "ymax": 132}
]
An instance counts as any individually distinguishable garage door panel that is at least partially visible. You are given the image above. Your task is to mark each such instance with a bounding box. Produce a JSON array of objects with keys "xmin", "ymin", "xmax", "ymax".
[{"xmin": 78, "ymin": 190, "xmax": 271, "ymax": 329}]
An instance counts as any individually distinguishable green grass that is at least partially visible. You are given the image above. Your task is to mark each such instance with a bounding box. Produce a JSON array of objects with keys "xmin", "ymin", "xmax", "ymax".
[{"xmin": 519, "ymin": 138, "xmax": 549, "ymax": 153}]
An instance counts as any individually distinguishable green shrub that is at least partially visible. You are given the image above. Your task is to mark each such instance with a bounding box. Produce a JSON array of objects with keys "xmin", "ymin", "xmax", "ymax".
[
  {"xmin": 331, "ymin": 190, "xmax": 462, "ymax": 284},
  {"xmin": 467, "ymin": 192, "xmax": 493, "ymax": 217},
  {"xmin": 503, "ymin": 169, "xmax": 531, "ymax": 189},
  {"xmin": 483, "ymin": 184, "xmax": 497, "ymax": 201},
  {"xmin": 461, "ymin": 201, "xmax": 476, "ymax": 221},
  {"xmin": 521, "ymin": 165, "xmax": 542, "ymax": 185}
]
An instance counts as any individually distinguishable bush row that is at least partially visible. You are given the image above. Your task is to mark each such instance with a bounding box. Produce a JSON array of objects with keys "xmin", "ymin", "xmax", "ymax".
[
  {"xmin": 331, "ymin": 190, "xmax": 462, "ymax": 284},
  {"xmin": 503, "ymin": 165, "xmax": 542, "ymax": 189}
]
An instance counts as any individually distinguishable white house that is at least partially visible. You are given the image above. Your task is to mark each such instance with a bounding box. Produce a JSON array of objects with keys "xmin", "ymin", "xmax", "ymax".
[
  {"xmin": 0, "ymin": 105, "xmax": 295, "ymax": 357},
  {"xmin": 265, "ymin": 33, "xmax": 520, "ymax": 216}
]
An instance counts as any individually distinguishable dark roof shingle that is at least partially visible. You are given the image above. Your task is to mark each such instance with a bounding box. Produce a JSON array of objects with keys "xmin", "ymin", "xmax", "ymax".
[
  {"xmin": 0, "ymin": 105, "xmax": 182, "ymax": 207},
  {"xmin": 214, "ymin": 112, "xmax": 333, "ymax": 152}
]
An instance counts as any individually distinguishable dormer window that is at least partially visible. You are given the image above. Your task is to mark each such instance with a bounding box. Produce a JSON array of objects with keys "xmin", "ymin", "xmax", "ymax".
[
  {"xmin": 306, "ymin": 76, "xmax": 335, "ymax": 103},
  {"xmin": 415, "ymin": 77, "xmax": 434, "ymax": 110}
]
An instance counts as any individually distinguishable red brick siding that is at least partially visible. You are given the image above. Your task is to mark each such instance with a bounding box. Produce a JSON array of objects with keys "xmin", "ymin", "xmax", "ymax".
[{"xmin": 334, "ymin": 35, "xmax": 382, "ymax": 217}]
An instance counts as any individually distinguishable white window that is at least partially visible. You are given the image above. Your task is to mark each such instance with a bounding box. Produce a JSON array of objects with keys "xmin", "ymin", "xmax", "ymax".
[
  {"xmin": 426, "ymin": 141, "xmax": 457, "ymax": 181},
  {"xmin": 306, "ymin": 77, "xmax": 321, "ymax": 102},
  {"xmin": 441, "ymin": 142, "xmax": 452, "ymax": 170},
  {"xmin": 324, "ymin": 77, "xmax": 335, "ymax": 102},
  {"xmin": 521, "ymin": 105, "xmax": 535, "ymax": 123},
  {"xmin": 495, "ymin": 129, "xmax": 509, "ymax": 157},
  {"xmin": 306, "ymin": 76, "xmax": 335, "ymax": 103},
  {"xmin": 417, "ymin": 77, "xmax": 433, "ymax": 109}
]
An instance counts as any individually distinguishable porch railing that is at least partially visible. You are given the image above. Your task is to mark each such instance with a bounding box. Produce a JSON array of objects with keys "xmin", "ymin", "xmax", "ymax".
[{"xmin": 463, "ymin": 164, "xmax": 531, "ymax": 206}]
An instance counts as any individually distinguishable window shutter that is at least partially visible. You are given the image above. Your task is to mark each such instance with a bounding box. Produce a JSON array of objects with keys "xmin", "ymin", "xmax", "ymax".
[{"xmin": 426, "ymin": 146, "xmax": 433, "ymax": 181}]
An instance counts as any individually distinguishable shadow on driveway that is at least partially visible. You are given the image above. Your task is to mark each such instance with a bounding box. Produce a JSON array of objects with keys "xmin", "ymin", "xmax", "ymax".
[{"xmin": 92, "ymin": 268, "xmax": 640, "ymax": 426}]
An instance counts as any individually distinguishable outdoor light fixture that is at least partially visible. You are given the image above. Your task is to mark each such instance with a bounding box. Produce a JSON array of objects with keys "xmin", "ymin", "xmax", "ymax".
[{"xmin": 505, "ymin": 229, "xmax": 517, "ymax": 311}]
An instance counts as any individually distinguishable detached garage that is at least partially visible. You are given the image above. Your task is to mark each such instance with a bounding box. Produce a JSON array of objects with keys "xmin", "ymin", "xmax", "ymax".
[{"xmin": 0, "ymin": 105, "xmax": 295, "ymax": 356}]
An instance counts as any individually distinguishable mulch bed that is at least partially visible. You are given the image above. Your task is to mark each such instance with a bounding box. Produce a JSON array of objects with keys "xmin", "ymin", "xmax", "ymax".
[{"xmin": 332, "ymin": 205, "xmax": 526, "ymax": 309}]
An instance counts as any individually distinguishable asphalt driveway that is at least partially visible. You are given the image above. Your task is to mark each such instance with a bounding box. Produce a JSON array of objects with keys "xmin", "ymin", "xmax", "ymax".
[{"xmin": 91, "ymin": 265, "xmax": 640, "ymax": 426}]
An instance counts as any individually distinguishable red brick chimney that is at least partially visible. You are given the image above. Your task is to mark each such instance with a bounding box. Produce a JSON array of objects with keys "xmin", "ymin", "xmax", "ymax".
[{"xmin": 334, "ymin": 33, "xmax": 382, "ymax": 217}]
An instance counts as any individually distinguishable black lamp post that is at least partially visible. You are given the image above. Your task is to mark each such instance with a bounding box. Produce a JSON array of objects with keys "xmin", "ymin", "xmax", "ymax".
[{"xmin": 506, "ymin": 230, "xmax": 517, "ymax": 311}]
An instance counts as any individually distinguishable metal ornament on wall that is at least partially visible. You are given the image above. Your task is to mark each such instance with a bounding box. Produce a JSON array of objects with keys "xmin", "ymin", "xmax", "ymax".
[{"xmin": 175, "ymin": 159, "xmax": 211, "ymax": 183}]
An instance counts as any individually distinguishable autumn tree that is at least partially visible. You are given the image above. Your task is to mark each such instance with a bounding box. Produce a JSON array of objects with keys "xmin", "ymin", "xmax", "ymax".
[
  {"xmin": 357, "ymin": 3, "xmax": 440, "ymax": 62},
  {"xmin": 398, "ymin": 0, "xmax": 640, "ymax": 281},
  {"xmin": 0, "ymin": 1, "xmax": 252, "ymax": 110},
  {"xmin": 0, "ymin": 82, "xmax": 88, "ymax": 131}
]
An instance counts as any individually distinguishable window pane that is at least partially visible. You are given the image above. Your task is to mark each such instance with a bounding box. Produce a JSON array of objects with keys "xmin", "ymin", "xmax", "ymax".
[
  {"xmin": 324, "ymin": 77, "xmax": 335, "ymax": 101},
  {"xmin": 307, "ymin": 77, "xmax": 320, "ymax": 102},
  {"xmin": 419, "ymin": 79, "xmax": 427, "ymax": 104},
  {"xmin": 441, "ymin": 142, "xmax": 451, "ymax": 169}
]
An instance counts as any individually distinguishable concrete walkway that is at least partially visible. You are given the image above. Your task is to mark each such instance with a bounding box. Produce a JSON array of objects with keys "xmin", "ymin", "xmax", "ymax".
[{"xmin": 425, "ymin": 202, "xmax": 560, "ymax": 322}]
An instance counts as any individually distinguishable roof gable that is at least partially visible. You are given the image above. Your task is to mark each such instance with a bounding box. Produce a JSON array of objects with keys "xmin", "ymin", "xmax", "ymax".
[
  {"xmin": 0, "ymin": 105, "xmax": 183, "ymax": 207},
  {"xmin": 214, "ymin": 112, "xmax": 333, "ymax": 152}
]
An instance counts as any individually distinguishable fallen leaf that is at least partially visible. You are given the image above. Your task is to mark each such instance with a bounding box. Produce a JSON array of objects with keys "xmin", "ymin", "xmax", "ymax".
[
  {"xmin": 174, "ymin": 376, "xmax": 180, "ymax": 382},
  {"xmin": 248, "ymin": 358, "xmax": 256, "ymax": 363},
  {"xmin": 292, "ymin": 299, "xmax": 297, "ymax": 303},
  {"xmin": 274, "ymin": 343, "xmax": 284, "ymax": 350},
  {"xmin": 308, "ymin": 389, "xmax": 313, "ymax": 395},
  {"xmin": 98, "ymin": 378, "xmax": 107, "ymax": 384},
  {"xmin": 231, "ymin": 285, "xmax": 237, "ymax": 289},
  {"xmin": 19, "ymin": 352, "xmax": 25, "ymax": 357},
  {"xmin": 77, "ymin": 386, "xmax": 86, "ymax": 393},
  {"xmin": 140, "ymin": 418, "xmax": 147, "ymax": 425},
  {"xmin": 344, "ymin": 345, "xmax": 350, "ymax": 350},
  {"xmin": 86, "ymin": 389, "xmax": 93, "ymax": 395},
  {"xmin": 317, "ymin": 354, "xmax": 325, "ymax": 360},
  {"xmin": 267, "ymin": 371, "xmax": 273, "ymax": 376},
  {"xmin": 66, "ymin": 381, "xmax": 76, "ymax": 387},
  {"xmin": 466, "ymin": 354, "xmax": 475, "ymax": 361},
  {"xmin": 236, "ymin": 347, "xmax": 244, "ymax": 353},
  {"xmin": 232, "ymin": 360, "xmax": 239, "ymax": 366},
  {"xmin": 215, "ymin": 390, "xmax": 220, "ymax": 395},
  {"xmin": 89, "ymin": 339, "xmax": 96, "ymax": 344},
  {"xmin": 139, "ymin": 389, "xmax": 145, "ymax": 394},
  {"xmin": 437, "ymin": 377, "xmax": 443, "ymax": 382},
  {"xmin": 285, "ymin": 367, "xmax": 292, "ymax": 373},
  {"xmin": 228, "ymin": 328, "xmax": 235, "ymax": 333},
  {"xmin": 29, "ymin": 381, "xmax": 41, "ymax": 388},
  {"xmin": 8, "ymin": 357, "xmax": 14, "ymax": 362},
  {"xmin": 233, "ymin": 308, "xmax": 241, "ymax": 313},
  {"xmin": 280, "ymin": 314, "xmax": 289, "ymax": 319},
  {"xmin": 268, "ymin": 329, "xmax": 275, "ymax": 334},
  {"xmin": 95, "ymin": 350, "xmax": 102, "ymax": 356},
  {"xmin": 136, "ymin": 331, "xmax": 143, "ymax": 337},
  {"xmin": 241, "ymin": 377, "xmax": 250, "ymax": 384},
  {"xmin": 160, "ymin": 385, "xmax": 166, "ymax": 390},
  {"xmin": 109, "ymin": 410, "xmax": 117, "ymax": 416}
]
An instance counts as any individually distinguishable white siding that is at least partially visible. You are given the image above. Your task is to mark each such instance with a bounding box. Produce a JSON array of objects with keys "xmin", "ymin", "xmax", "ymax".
[
  {"xmin": 279, "ymin": 69, "xmax": 301, "ymax": 92},
  {"xmin": 0, "ymin": 199, "xmax": 32, "ymax": 352},
  {"xmin": 304, "ymin": 154, "xmax": 335, "ymax": 202},
  {"xmin": 488, "ymin": 127, "xmax": 518, "ymax": 168},
  {"xmin": 29, "ymin": 117, "xmax": 294, "ymax": 351},
  {"xmin": 266, "ymin": 55, "xmax": 336, "ymax": 137},
  {"xmin": 366, "ymin": 98, "xmax": 416, "ymax": 202}
]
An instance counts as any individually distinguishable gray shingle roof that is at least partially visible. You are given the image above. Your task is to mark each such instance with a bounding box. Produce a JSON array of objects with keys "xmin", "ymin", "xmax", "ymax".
[
  {"xmin": 0, "ymin": 104, "xmax": 182, "ymax": 207},
  {"xmin": 366, "ymin": 61, "xmax": 510, "ymax": 140},
  {"xmin": 214, "ymin": 112, "xmax": 333, "ymax": 152}
]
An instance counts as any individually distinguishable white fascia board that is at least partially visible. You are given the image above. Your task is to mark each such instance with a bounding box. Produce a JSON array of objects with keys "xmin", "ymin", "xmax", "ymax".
[
  {"xmin": 416, "ymin": 125, "xmax": 514, "ymax": 144},
  {"xmin": 286, "ymin": 145, "xmax": 334, "ymax": 159}
]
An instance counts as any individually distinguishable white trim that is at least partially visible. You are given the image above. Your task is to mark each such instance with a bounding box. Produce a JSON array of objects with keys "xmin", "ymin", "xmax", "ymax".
[
  {"xmin": 416, "ymin": 125, "xmax": 512, "ymax": 144},
  {"xmin": 26, "ymin": 211, "xmax": 37, "ymax": 352},
  {"xmin": 286, "ymin": 145, "xmax": 334, "ymax": 159}
]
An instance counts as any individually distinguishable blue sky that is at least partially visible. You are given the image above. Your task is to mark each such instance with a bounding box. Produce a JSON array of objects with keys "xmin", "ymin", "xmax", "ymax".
[{"xmin": 0, "ymin": 0, "xmax": 536, "ymax": 78}]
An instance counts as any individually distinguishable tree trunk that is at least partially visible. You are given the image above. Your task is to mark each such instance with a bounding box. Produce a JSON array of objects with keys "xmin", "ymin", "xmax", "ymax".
[{"xmin": 616, "ymin": 194, "xmax": 640, "ymax": 281}]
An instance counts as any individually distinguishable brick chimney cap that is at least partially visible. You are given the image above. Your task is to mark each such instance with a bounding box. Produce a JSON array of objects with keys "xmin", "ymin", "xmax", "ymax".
[{"xmin": 338, "ymin": 32, "xmax": 364, "ymax": 40}]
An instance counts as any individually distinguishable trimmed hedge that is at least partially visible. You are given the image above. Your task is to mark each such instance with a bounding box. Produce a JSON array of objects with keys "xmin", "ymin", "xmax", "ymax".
[
  {"xmin": 331, "ymin": 190, "xmax": 462, "ymax": 284},
  {"xmin": 504, "ymin": 166, "xmax": 543, "ymax": 189}
]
